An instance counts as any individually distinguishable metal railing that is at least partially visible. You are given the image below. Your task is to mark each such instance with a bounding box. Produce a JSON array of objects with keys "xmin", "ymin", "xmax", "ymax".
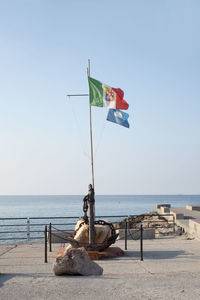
[
  {"xmin": 0, "ymin": 213, "xmax": 175, "ymax": 263},
  {"xmin": 0, "ymin": 213, "xmax": 175, "ymax": 243},
  {"xmin": 0, "ymin": 212, "xmax": 175, "ymax": 264},
  {"xmin": 0, "ymin": 215, "xmax": 128, "ymax": 243}
]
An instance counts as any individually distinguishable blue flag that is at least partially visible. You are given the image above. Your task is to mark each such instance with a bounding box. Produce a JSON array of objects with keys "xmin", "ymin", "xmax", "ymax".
[{"xmin": 107, "ymin": 109, "xmax": 130, "ymax": 128}]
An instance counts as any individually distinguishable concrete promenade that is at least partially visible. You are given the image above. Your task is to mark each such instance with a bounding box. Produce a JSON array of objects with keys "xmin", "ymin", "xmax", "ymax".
[
  {"xmin": 171, "ymin": 206, "xmax": 200, "ymax": 238},
  {"xmin": 157, "ymin": 204, "xmax": 200, "ymax": 239},
  {"xmin": 0, "ymin": 236, "xmax": 200, "ymax": 300}
]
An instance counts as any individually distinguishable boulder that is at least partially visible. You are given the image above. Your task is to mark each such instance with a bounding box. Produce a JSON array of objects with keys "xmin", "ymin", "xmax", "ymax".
[
  {"xmin": 53, "ymin": 247, "xmax": 103, "ymax": 276},
  {"xmin": 74, "ymin": 220, "xmax": 111, "ymax": 246}
]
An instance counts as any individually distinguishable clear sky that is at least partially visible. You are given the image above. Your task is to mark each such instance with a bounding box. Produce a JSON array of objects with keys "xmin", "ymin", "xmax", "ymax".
[{"xmin": 0, "ymin": 0, "xmax": 199, "ymax": 195}]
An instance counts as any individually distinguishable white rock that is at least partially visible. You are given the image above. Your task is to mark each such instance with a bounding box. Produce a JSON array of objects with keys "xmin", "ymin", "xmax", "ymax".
[{"xmin": 74, "ymin": 220, "xmax": 111, "ymax": 246}]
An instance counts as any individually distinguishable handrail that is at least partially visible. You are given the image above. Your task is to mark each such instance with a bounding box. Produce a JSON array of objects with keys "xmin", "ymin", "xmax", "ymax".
[
  {"xmin": 0, "ymin": 213, "xmax": 175, "ymax": 243},
  {"xmin": 0, "ymin": 215, "xmax": 128, "ymax": 220},
  {"xmin": 0, "ymin": 215, "xmax": 130, "ymax": 242}
]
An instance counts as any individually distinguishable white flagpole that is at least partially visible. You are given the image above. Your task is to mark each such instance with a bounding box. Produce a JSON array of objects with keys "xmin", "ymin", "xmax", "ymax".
[
  {"xmin": 87, "ymin": 59, "xmax": 95, "ymax": 190},
  {"xmin": 87, "ymin": 59, "xmax": 95, "ymax": 247}
]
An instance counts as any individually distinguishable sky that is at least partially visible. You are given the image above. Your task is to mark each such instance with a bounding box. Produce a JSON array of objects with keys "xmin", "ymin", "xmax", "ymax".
[{"xmin": 0, "ymin": 0, "xmax": 199, "ymax": 195}]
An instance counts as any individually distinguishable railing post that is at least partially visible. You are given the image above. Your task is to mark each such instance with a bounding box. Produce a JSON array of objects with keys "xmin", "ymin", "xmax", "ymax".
[
  {"xmin": 49, "ymin": 223, "xmax": 52, "ymax": 252},
  {"xmin": 44, "ymin": 225, "xmax": 48, "ymax": 263},
  {"xmin": 27, "ymin": 218, "xmax": 30, "ymax": 241},
  {"xmin": 140, "ymin": 224, "xmax": 143, "ymax": 261},
  {"xmin": 125, "ymin": 220, "xmax": 128, "ymax": 250}
]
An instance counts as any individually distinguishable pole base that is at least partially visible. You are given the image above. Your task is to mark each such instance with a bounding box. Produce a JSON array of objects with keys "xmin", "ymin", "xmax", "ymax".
[{"xmin": 87, "ymin": 246, "xmax": 124, "ymax": 260}]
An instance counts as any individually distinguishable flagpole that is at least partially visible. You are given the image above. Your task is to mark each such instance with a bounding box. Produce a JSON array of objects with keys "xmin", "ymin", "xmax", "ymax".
[
  {"xmin": 87, "ymin": 59, "xmax": 95, "ymax": 247},
  {"xmin": 87, "ymin": 59, "xmax": 95, "ymax": 190}
]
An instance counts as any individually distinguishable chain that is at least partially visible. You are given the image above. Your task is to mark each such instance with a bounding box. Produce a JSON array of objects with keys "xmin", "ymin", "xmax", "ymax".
[{"xmin": 82, "ymin": 195, "xmax": 89, "ymax": 222}]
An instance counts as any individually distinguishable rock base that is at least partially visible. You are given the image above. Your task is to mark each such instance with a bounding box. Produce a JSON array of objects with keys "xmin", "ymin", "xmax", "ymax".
[
  {"xmin": 56, "ymin": 246, "xmax": 124, "ymax": 260},
  {"xmin": 88, "ymin": 246, "xmax": 124, "ymax": 260}
]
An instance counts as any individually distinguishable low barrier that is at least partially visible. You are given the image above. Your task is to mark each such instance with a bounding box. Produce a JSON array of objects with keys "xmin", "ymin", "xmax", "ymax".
[
  {"xmin": 44, "ymin": 214, "xmax": 175, "ymax": 263},
  {"xmin": 0, "ymin": 215, "xmax": 128, "ymax": 243},
  {"xmin": 44, "ymin": 222, "xmax": 145, "ymax": 263},
  {"xmin": 0, "ymin": 216, "xmax": 79, "ymax": 242}
]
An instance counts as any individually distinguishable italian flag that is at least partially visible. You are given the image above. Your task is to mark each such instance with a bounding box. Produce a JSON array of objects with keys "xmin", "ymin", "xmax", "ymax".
[{"xmin": 88, "ymin": 77, "xmax": 129, "ymax": 110}]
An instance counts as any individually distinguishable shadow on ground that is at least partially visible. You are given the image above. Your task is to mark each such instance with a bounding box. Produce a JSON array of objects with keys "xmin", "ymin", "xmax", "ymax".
[
  {"xmin": 0, "ymin": 272, "xmax": 116, "ymax": 288},
  {"xmin": 125, "ymin": 250, "xmax": 185, "ymax": 259},
  {"xmin": 0, "ymin": 273, "xmax": 52, "ymax": 288}
]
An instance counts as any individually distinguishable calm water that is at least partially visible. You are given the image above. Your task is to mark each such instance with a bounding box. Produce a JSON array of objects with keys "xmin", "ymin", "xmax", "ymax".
[
  {"xmin": 0, "ymin": 195, "xmax": 199, "ymax": 243},
  {"xmin": 0, "ymin": 194, "xmax": 200, "ymax": 218}
]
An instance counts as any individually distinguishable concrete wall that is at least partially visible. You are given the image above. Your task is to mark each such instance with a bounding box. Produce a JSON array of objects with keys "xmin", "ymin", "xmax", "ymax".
[
  {"xmin": 189, "ymin": 220, "xmax": 200, "ymax": 239},
  {"xmin": 156, "ymin": 204, "xmax": 171, "ymax": 209},
  {"xmin": 170, "ymin": 210, "xmax": 184, "ymax": 220},
  {"xmin": 186, "ymin": 205, "xmax": 200, "ymax": 212},
  {"xmin": 116, "ymin": 228, "xmax": 155, "ymax": 240},
  {"xmin": 156, "ymin": 204, "xmax": 171, "ymax": 215}
]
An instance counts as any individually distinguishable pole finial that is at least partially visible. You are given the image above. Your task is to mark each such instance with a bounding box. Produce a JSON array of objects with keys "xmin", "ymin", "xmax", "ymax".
[{"xmin": 87, "ymin": 59, "xmax": 90, "ymax": 77}]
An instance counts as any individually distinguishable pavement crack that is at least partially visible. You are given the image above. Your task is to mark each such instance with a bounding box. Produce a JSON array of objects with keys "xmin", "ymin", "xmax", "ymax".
[{"xmin": 136, "ymin": 261, "xmax": 156, "ymax": 277}]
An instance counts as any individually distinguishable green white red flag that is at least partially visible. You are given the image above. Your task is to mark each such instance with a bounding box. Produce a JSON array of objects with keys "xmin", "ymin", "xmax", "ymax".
[{"xmin": 88, "ymin": 77, "xmax": 129, "ymax": 110}]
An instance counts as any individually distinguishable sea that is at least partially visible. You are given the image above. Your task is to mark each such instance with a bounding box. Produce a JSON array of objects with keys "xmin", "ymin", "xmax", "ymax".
[
  {"xmin": 0, "ymin": 195, "xmax": 200, "ymax": 243},
  {"xmin": 0, "ymin": 194, "xmax": 200, "ymax": 218}
]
